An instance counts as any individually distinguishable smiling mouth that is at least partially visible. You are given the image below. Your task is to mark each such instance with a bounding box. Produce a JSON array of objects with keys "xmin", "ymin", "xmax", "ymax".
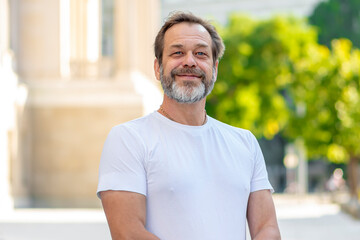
[
  {"xmin": 171, "ymin": 68, "xmax": 205, "ymax": 79},
  {"xmin": 177, "ymin": 74, "xmax": 201, "ymax": 78}
]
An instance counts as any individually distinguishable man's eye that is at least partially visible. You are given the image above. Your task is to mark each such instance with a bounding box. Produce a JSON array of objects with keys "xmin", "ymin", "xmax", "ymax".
[
  {"xmin": 196, "ymin": 52, "xmax": 206, "ymax": 56},
  {"xmin": 173, "ymin": 51, "xmax": 182, "ymax": 55}
]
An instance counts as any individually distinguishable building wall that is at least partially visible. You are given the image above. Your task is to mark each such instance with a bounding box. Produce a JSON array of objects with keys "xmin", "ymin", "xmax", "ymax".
[
  {"xmin": 0, "ymin": 0, "xmax": 19, "ymax": 212},
  {"xmin": 2, "ymin": 0, "xmax": 325, "ymax": 209},
  {"xmin": 161, "ymin": 0, "xmax": 323, "ymax": 23},
  {"xmin": 2, "ymin": 0, "xmax": 162, "ymax": 208}
]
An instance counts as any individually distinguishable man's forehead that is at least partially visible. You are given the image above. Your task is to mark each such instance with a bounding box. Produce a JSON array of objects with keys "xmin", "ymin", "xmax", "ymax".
[{"xmin": 163, "ymin": 22, "xmax": 211, "ymax": 46}]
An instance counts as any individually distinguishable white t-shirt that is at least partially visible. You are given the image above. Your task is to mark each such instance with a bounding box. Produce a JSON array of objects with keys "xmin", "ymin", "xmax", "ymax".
[{"xmin": 97, "ymin": 111, "xmax": 273, "ymax": 240}]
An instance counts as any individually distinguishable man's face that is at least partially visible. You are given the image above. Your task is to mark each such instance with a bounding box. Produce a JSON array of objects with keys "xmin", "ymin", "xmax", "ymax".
[{"xmin": 155, "ymin": 22, "xmax": 218, "ymax": 103}]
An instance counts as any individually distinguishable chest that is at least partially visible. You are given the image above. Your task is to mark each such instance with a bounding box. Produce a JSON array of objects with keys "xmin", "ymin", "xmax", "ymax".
[{"xmin": 144, "ymin": 131, "xmax": 253, "ymax": 197}]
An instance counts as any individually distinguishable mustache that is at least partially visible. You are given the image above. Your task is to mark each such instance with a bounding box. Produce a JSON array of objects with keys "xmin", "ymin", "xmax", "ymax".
[{"xmin": 170, "ymin": 68, "xmax": 206, "ymax": 79}]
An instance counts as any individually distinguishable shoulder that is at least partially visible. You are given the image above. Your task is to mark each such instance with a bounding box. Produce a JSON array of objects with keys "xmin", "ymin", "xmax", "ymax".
[
  {"xmin": 106, "ymin": 112, "xmax": 165, "ymax": 149},
  {"xmin": 111, "ymin": 112, "xmax": 158, "ymax": 135},
  {"xmin": 209, "ymin": 117, "xmax": 259, "ymax": 150},
  {"xmin": 102, "ymin": 113, "xmax": 161, "ymax": 161},
  {"xmin": 104, "ymin": 113, "xmax": 157, "ymax": 146},
  {"xmin": 210, "ymin": 117, "xmax": 255, "ymax": 138}
]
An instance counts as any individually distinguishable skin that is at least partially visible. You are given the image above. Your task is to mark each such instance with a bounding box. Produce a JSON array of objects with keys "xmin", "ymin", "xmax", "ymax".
[
  {"xmin": 247, "ymin": 190, "xmax": 281, "ymax": 240},
  {"xmin": 101, "ymin": 22, "xmax": 281, "ymax": 240},
  {"xmin": 100, "ymin": 191, "xmax": 159, "ymax": 240},
  {"xmin": 154, "ymin": 22, "xmax": 218, "ymax": 126}
]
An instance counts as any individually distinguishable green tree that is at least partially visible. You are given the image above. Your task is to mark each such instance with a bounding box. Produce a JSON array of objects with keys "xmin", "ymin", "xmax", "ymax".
[
  {"xmin": 207, "ymin": 15, "xmax": 317, "ymax": 139},
  {"xmin": 286, "ymin": 39, "xmax": 360, "ymax": 201},
  {"xmin": 309, "ymin": 0, "xmax": 360, "ymax": 48},
  {"xmin": 207, "ymin": 14, "xmax": 360, "ymax": 201}
]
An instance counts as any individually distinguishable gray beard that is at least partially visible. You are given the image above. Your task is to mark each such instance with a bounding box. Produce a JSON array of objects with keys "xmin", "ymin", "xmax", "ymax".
[{"xmin": 160, "ymin": 66, "xmax": 216, "ymax": 103}]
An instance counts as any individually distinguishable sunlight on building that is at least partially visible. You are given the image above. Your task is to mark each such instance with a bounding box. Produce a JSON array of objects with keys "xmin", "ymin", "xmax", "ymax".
[
  {"xmin": 87, "ymin": 0, "xmax": 100, "ymax": 63},
  {"xmin": 1, "ymin": 0, "xmax": 161, "ymax": 209},
  {"xmin": 60, "ymin": 0, "xmax": 71, "ymax": 78},
  {"xmin": 0, "ymin": 51, "xmax": 18, "ymax": 212}
]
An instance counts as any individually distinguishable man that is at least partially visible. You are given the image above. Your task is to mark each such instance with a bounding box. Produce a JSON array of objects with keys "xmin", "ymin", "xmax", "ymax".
[{"xmin": 97, "ymin": 12, "xmax": 281, "ymax": 240}]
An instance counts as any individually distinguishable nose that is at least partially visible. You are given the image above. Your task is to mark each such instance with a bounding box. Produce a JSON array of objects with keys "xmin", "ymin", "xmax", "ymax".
[{"xmin": 182, "ymin": 52, "xmax": 196, "ymax": 68}]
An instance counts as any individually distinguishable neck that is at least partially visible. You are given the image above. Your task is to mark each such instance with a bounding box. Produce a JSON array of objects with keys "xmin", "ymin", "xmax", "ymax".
[{"xmin": 158, "ymin": 96, "xmax": 207, "ymax": 126}]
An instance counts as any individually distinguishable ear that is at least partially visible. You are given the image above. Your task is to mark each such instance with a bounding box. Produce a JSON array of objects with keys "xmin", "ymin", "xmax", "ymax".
[
  {"xmin": 214, "ymin": 60, "xmax": 219, "ymax": 81},
  {"xmin": 154, "ymin": 58, "xmax": 161, "ymax": 81}
]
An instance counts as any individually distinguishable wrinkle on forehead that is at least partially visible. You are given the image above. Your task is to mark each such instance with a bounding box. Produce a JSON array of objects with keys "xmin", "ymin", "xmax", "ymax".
[{"xmin": 164, "ymin": 23, "xmax": 212, "ymax": 47}]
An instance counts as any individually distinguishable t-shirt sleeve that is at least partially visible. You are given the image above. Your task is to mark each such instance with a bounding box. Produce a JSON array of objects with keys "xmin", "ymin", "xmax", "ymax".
[
  {"xmin": 249, "ymin": 132, "xmax": 274, "ymax": 193},
  {"xmin": 97, "ymin": 125, "xmax": 147, "ymax": 199}
]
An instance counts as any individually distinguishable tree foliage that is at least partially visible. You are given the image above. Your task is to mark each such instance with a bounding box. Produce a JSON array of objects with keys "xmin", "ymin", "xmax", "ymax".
[
  {"xmin": 286, "ymin": 39, "xmax": 360, "ymax": 164},
  {"xmin": 207, "ymin": 15, "xmax": 318, "ymax": 139},
  {"xmin": 309, "ymin": 0, "xmax": 360, "ymax": 48},
  {"xmin": 207, "ymin": 14, "xmax": 360, "ymax": 165}
]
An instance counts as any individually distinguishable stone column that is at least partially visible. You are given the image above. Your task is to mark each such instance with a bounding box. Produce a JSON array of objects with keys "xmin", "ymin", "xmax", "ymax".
[
  {"xmin": 114, "ymin": 0, "xmax": 160, "ymax": 80},
  {"xmin": 12, "ymin": 0, "xmax": 63, "ymax": 207},
  {"xmin": 0, "ymin": 0, "xmax": 16, "ymax": 211},
  {"xmin": 0, "ymin": 0, "xmax": 9, "ymax": 52},
  {"xmin": 8, "ymin": 0, "xmax": 161, "ymax": 208},
  {"xmin": 113, "ymin": 0, "xmax": 162, "ymax": 115},
  {"xmin": 135, "ymin": 0, "xmax": 161, "ymax": 80},
  {"xmin": 70, "ymin": 0, "xmax": 88, "ymax": 71},
  {"xmin": 16, "ymin": 0, "xmax": 61, "ymax": 80},
  {"xmin": 114, "ymin": 0, "xmax": 132, "ymax": 73}
]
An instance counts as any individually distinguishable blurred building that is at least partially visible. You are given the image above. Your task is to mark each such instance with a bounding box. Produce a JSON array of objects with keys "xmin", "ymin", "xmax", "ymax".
[
  {"xmin": 161, "ymin": 0, "xmax": 323, "ymax": 24},
  {"xmin": 1, "ymin": 0, "xmax": 162, "ymax": 208},
  {"xmin": 1, "ymin": 0, "xmax": 327, "ymax": 210}
]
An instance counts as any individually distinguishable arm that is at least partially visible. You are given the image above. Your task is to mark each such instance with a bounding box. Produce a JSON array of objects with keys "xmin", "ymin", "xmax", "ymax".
[
  {"xmin": 247, "ymin": 189, "xmax": 281, "ymax": 240},
  {"xmin": 100, "ymin": 190, "xmax": 160, "ymax": 240}
]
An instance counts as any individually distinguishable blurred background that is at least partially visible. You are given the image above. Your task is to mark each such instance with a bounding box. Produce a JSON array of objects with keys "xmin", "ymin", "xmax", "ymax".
[{"xmin": 1, "ymin": 0, "xmax": 360, "ymax": 239}]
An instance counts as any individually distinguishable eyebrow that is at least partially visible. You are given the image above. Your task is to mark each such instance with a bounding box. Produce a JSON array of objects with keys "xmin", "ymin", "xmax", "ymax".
[
  {"xmin": 169, "ymin": 43, "xmax": 210, "ymax": 49},
  {"xmin": 195, "ymin": 43, "xmax": 210, "ymax": 48},
  {"xmin": 169, "ymin": 44, "xmax": 184, "ymax": 49}
]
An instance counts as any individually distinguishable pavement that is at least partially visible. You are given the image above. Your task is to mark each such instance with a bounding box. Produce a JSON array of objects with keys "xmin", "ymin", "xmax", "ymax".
[
  {"xmin": 0, "ymin": 209, "xmax": 111, "ymax": 240},
  {"xmin": 275, "ymin": 194, "xmax": 360, "ymax": 240},
  {"xmin": 0, "ymin": 194, "xmax": 360, "ymax": 240}
]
